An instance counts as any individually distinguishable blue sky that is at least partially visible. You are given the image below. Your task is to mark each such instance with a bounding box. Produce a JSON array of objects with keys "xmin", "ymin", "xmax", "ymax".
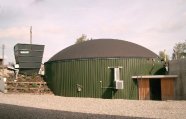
[{"xmin": 0, "ymin": 0, "xmax": 186, "ymax": 64}]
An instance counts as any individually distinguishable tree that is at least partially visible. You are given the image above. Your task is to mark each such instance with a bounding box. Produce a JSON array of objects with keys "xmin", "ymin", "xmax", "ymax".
[
  {"xmin": 159, "ymin": 50, "xmax": 169, "ymax": 62},
  {"xmin": 172, "ymin": 41, "xmax": 186, "ymax": 60},
  {"xmin": 75, "ymin": 34, "xmax": 89, "ymax": 44}
]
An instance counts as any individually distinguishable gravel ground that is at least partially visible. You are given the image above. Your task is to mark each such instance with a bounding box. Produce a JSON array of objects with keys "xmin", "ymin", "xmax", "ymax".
[{"xmin": 0, "ymin": 93, "xmax": 185, "ymax": 119}]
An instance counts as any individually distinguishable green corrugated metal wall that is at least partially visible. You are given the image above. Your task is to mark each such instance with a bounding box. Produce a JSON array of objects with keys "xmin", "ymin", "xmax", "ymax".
[{"xmin": 44, "ymin": 58, "xmax": 165, "ymax": 99}]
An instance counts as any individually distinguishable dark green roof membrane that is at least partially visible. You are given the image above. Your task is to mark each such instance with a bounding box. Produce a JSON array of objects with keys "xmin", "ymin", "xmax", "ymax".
[{"xmin": 49, "ymin": 39, "xmax": 157, "ymax": 61}]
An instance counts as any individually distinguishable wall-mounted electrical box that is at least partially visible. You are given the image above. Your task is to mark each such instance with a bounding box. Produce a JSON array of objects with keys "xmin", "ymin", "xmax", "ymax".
[
  {"xmin": 114, "ymin": 80, "xmax": 123, "ymax": 89},
  {"xmin": 108, "ymin": 66, "xmax": 124, "ymax": 89}
]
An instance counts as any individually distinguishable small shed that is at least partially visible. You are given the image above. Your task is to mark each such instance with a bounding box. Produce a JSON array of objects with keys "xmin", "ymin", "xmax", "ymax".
[{"xmin": 132, "ymin": 75, "xmax": 177, "ymax": 100}]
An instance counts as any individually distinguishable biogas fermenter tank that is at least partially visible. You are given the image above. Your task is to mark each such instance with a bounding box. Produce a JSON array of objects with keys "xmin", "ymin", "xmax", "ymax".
[
  {"xmin": 14, "ymin": 43, "xmax": 44, "ymax": 75},
  {"xmin": 44, "ymin": 39, "xmax": 165, "ymax": 99}
]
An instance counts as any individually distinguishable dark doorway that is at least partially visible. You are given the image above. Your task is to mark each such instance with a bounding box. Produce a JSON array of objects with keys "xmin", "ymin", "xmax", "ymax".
[
  {"xmin": 150, "ymin": 79, "xmax": 161, "ymax": 100},
  {"xmin": 101, "ymin": 68, "xmax": 114, "ymax": 99}
]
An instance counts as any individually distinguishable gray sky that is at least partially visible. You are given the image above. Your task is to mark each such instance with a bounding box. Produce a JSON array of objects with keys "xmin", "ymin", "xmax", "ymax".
[{"xmin": 0, "ymin": 0, "xmax": 186, "ymax": 64}]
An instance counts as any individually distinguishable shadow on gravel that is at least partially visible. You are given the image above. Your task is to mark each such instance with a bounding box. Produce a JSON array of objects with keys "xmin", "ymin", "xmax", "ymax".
[{"xmin": 0, "ymin": 103, "xmax": 151, "ymax": 119}]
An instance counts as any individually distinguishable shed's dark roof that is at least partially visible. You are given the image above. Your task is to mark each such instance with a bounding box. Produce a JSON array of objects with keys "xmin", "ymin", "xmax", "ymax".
[{"xmin": 48, "ymin": 39, "xmax": 158, "ymax": 61}]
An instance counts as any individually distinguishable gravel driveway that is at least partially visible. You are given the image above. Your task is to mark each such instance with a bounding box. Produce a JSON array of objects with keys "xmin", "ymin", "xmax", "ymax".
[{"xmin": 0, "ymin": 93, "xmax": 185, "ymax": 119}]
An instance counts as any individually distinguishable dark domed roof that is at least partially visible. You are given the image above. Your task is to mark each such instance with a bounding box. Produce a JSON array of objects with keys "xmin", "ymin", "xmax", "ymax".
[{"xmin": 49, "ymin": 39, "xmax": 157, "ymax": 61}]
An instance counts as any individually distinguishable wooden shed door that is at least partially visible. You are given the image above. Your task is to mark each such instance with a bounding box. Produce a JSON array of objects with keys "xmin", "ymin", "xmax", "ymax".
[
  {"xmin": 161, "ymin": 78, "xmax": 174, "ymax": 100},
  {"xmin": 138, "ymin": 79, "xmax": 150, "ymax": 100}
]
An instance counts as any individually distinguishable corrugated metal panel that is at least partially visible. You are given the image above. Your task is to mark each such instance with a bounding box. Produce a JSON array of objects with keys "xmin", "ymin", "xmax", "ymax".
[{"xmin": 44, "ymin": 58, "xmax": 164, "ymax": 99}]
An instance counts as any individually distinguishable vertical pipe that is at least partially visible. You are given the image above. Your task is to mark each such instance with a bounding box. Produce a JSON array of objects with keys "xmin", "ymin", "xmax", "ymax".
[
  {"xmin": 30, "ymin": 26, "xmax": 32, "ymax": 44},
  {"xmin": 2, "ymin": 44, "xmax": 4, "ymax": 65},
  {"xmin": 2, "ymin": 44, "xmax": 5, "ymax": 74}
]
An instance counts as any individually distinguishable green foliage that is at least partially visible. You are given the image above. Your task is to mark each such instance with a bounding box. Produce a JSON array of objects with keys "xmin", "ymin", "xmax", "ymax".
[
  {"xmin": 159, "ymin": 50, "xmax": 169, "ymax": 62},
  {"xmin": 31, "ymin": 73, "xmax": 37, "ymax": 79},
  {"xmin": 75, "ymin": 34, "xmax": 89, "ymax": 44},
  {"xmin": 32, "ymin": 83, "xmax": 38, "ymax": 87},
  {"xmin": 172, "ymin": 41, "xmax": 186, "ymax": 59}
]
